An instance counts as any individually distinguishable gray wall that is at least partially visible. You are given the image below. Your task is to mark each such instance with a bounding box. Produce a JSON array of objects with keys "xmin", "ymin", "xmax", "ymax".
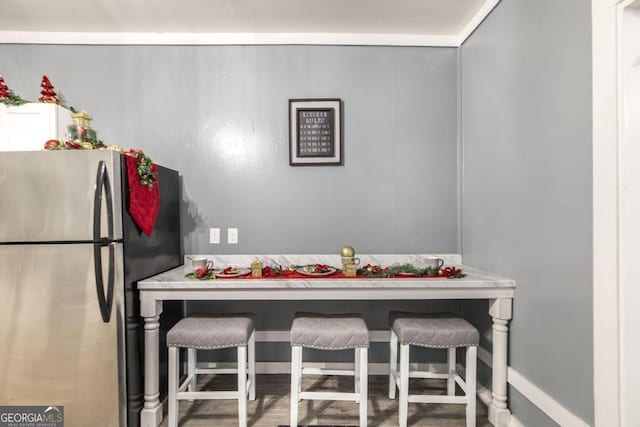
[
  {"xmin": 0, "ymin": 44, "xmax": 459, "ymax": 254},
  {"xmin": 460, "ymin": 0, "xmax": 593, "ymax": 426},
  {"xmin": 1, "ymin": 43, "xmax": 460, "ymax": 363},
  {"xmin": 2, "ymin": 8, "xmax": 596, "ymax": 421}
]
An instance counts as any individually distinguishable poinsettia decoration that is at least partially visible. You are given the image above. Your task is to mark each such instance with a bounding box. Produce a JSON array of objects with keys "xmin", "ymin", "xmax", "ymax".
[
  {"xmin": 358, "ymin": 264, "xmax": 392, "ymax": 277},
  {"xmin": 440, "ymin": 267, "xmax": 466, "ymax": 279},
  {"xmin": 185, "ymin": 266, "xmax": 216, "ymax": 280},
  {"xmin": 262, "ymin": 265, "xmax": 286, "ymax": 277}
]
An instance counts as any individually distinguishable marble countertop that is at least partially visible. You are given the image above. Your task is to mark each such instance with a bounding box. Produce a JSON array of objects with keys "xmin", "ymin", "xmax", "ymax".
[{"xmin": 138, "ymin": 254, "xmax": 516, "ymax": 291}]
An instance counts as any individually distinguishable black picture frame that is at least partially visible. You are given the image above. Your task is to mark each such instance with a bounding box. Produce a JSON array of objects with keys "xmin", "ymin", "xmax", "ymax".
[{"xmin": 289, "ymin": 98, "xmax": 342, "ymax": 166}]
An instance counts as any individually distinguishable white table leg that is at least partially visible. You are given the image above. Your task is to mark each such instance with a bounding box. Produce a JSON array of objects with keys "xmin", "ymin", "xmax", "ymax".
[
  {"xmin": 488, "ymin": 298, "xmax": 513, "ymax": 427},
  {"xmin": 140, "ymin": 299, "xmax": 163, "ymax": 427}
]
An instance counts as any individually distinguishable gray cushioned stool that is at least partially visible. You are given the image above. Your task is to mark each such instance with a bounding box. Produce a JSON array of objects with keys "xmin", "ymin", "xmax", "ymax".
[
  {"xmin": 290, "ymin": 313, "xmax": 369, "ymax": 426},
  {"xmin": 388, "ymin": 311, "xmax": 479, "ymax": 427},
  {"xmin": 167, "ymin": 314, "xmax": 256, "ymax": 427}
]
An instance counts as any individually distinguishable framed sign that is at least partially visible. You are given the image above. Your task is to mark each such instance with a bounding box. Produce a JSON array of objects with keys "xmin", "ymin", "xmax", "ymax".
[{"xmin": 289, "ymin": 98, "xmax": 342, "ymax": 166}]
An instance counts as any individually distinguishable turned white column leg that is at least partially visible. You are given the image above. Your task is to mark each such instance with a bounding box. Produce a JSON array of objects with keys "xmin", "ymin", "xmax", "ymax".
[
  {"xmin": 488, "ymin": 298, "xmax": 513, "ymax": 427},
  {"xmin": 140, "ymin": 299, "xmax": 163, "ymax": 427}
]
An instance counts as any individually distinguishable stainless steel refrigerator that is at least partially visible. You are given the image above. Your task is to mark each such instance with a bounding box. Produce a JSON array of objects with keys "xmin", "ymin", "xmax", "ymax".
[{"xmin": 0, "ymin": 150, "xmax": 182, "ymax": 426}]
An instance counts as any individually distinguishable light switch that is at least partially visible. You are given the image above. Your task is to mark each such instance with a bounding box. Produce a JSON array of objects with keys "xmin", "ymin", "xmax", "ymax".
[
  {"xmin": 227, "ymin": 228, "xmax": 238, "ymax": 244},
  {"xmin": 209, "ymin": 228, "xmax": 220, "ymax": 244}
]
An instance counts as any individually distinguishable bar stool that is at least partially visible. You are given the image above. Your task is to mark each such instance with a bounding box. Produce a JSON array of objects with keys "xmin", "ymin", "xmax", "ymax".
[
  {"xmin": 388, "ymin": 312, "xmax": 479, "ymax": 427},
  {"xmin": 290, "ymin": 312, "xmax": 369, "ymax": 426},
  {"xmin": 166, "ymin": 314, "xmax": 256, "ymax": 427}
]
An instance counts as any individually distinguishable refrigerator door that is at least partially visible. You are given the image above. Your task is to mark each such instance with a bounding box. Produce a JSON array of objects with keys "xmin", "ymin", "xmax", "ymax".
[
  {"xmin": 0, "ymin": 242, "xmax": 126, "ymax": 427},
  {"xmin": 0, "ymin": 150, "xmax": 122, "ymax": 243}
]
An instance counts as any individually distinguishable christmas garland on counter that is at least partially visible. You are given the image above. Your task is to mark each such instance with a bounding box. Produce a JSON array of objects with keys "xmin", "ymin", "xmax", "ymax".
[
  {"xmin": 184, "ymin": 262, "xmax": 467, "ymax": 281},
  {"xmin": 358, "ymin": 263, "xmax": 466, "ymax": 278}
]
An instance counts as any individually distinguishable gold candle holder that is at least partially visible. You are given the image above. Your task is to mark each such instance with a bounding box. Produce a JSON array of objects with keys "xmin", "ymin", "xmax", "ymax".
[
  {"xmin": 251, "ymin": 259, "xmax": 263, "ymax": 278},
  {"xmin": 71, "ymin": 110, "xmax": 93, "ymax": 127},
  {"xmin": 344, "ymin": 260, "xmax": 358, "ymax": 277},
  {"xmin": 340, "ymin": 245, "xmax": 355, "ymax": 257}
]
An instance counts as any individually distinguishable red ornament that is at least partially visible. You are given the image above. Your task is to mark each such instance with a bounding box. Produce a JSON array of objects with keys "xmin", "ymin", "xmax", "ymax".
[
  {"xmin": 44, "ymin": 139, "xmax": 61, "ymax": 150},
  {"xmin": 0, "ymin": 76, "xmax": 10, "ymax": 100},
  {"xmin": 39, "ymin": 75, "xmax": 60, "ymax": 104}
]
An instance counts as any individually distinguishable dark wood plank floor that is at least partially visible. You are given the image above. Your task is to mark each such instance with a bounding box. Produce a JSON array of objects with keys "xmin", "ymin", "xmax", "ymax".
[{"xmin": 160, "ymin": 374, "xmax": 491, "ymax": 426}]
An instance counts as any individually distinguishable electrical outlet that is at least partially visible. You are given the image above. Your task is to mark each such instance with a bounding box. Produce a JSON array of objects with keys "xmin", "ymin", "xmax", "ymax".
[
  {"xmin": 209, "ymin": 228, "xmax": 220, "ymax": 244},
  {"xmin": 227, "ymin": 228, "xmax": 238, "ymax": 244}
]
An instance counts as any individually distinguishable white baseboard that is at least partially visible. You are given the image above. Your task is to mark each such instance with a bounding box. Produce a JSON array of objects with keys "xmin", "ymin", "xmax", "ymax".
[
  {"xmin": 509, "ymin": 415, "xmax": 526, "ymax": 427},
  {"xmin": 475, "ymin": 347, "xmax": 590, "ymax": 427}
]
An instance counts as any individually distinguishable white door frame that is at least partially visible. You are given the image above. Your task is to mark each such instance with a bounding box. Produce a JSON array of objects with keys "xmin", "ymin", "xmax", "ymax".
[{"xmin": 592, "ymin": 0, "xmax": 638, "ymax": 425}]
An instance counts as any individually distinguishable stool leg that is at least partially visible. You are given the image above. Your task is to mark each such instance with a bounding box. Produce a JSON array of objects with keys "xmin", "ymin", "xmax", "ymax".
[
  {"xmin": 447, "ymin": 347, "xmax": 456, "ymax": 396},
  {"xmin": 298, "ymin": 347, "xmax": 303, "ymax": 398},
  {"xmin": 466, "ymin": 346, "xmax": 477, "ymax": 427},
  {"xmin": 248, "ymin": 331, "xmax": 256, "ymax": 400},
  {"xmin": 237, "ymin": 345, "xmax": 248, "ymax": 427},
  {"xmin": 187, "ymin": 348, "xmax": 197, "ymax": 401},
  {"xmin": 290, "ymin": 346, "xmax": 301, "ymax": 426},
  {"xmin": 359, "ymin": 347, "xmax": 368, "ymax": 427},
  {"xmin": 168, "ymin": 346, "xmax": 179, "ymax": 427},
  {"xmin": 389, "ymin": 330, "xmax": 398, "ymax": 399},
  {"xmin": 398, "ymin": 343, "xmax": 410, "ymax": 427},
  {"xmin": 355, "ymin": 347, "xmax": 361, "ymax": 393}
]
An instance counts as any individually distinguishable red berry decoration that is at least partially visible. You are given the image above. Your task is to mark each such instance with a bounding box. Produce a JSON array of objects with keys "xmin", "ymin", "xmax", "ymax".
[{"xmin": 39, "ymin": 75, "xmax": 60, "ymax": 104}]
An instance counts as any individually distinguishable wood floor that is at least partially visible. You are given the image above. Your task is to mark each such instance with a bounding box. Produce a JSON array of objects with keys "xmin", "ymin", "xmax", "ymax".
[{"xmin": 160, "ymin": 374, "xmax": 491, "ymax": 427}]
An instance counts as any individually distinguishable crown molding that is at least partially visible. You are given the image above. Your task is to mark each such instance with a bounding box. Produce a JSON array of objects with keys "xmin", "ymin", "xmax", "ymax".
[
  {"xmin": 457, "ymin": 0, "xmax": 502, "ymax": 45},
  {"xmin": 0, "ymin": 1, "xmax": 500, "ymax": 47},
  {"xmin": 0, "ymin": 31, "xmax": 460, "ymax": 47}
]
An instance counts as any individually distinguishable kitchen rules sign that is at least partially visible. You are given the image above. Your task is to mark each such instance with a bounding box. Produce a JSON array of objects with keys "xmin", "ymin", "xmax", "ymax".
[{"xmin": 289, "ymin": 98, "xmax": 342, "ymax": 166}]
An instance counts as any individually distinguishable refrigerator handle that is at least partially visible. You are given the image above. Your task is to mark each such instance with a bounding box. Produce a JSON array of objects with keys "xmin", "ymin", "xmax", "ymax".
[
  {"xmin": 93, "ymin": 160, "xmax": 115, "ymax": 242},
  {"xmin": 93, "ymin": 242, "xmax": 115, "ymax": 322},
  {"xmin": 93, "ymin": 160, "xmax": 116, "ymax": 323}
]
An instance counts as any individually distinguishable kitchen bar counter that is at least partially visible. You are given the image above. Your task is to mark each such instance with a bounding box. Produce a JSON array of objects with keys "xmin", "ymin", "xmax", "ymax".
[{"xmin": 138, "ymin": 255, "xmax": 515, "ymax": 427}]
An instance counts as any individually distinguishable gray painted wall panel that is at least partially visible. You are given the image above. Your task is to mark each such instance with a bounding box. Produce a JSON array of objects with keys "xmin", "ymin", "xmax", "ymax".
[
  {"xmin": 1, "ymin": 44, "xmax": 460, "ymax": 364},
  {"xmin": 460, "ymin": 0, "xmax": 593, "ymax": 424},
  {"xmin": 1, "ymin": 45, "xmax": 458, "ymax": 254}
]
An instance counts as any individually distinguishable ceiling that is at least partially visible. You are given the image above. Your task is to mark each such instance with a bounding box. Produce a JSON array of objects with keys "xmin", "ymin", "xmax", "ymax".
[{"xmin": 0, "ymin": 0, "xmax": 499, "ymax": 46}]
